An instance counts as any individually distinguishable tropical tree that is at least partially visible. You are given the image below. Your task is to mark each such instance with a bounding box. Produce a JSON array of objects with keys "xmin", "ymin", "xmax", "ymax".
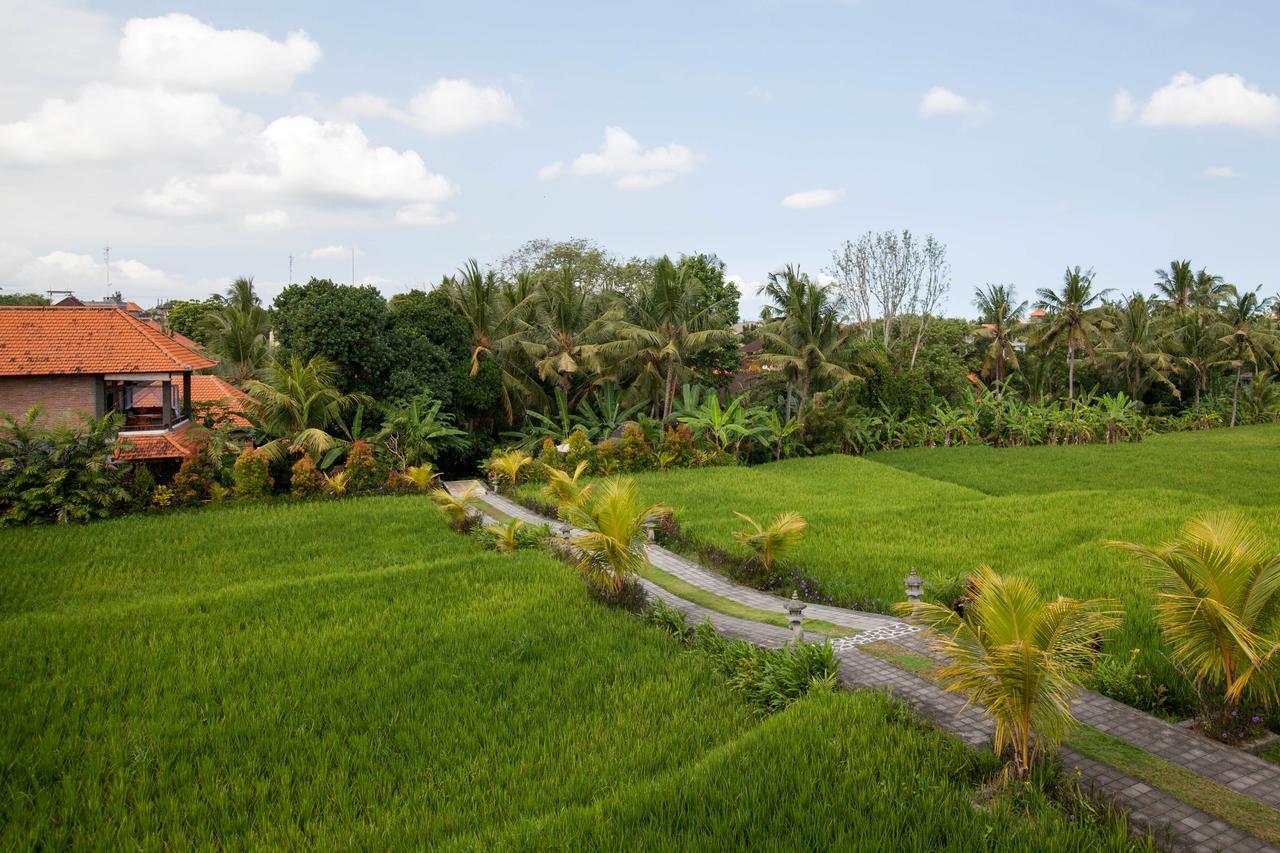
[
  {"xmin": 1109, "ymin": 514, "xmax": 1280, "ymax": 710},
  {"xmin": 897, "ymin": 567, "xmax": 1120, "ymax": 778},
  {"xmin": 1153, "ymin": 259, "xmax": 1196, "ymax": 315},
  {"xmin": 973, "ymin": 283, "xmax": 1027, "ymax": 387},
  {"xmin": 377, "ymin": 395, "xmax": 466, "ymax": 468},
  {"xmin": 1216, "ymin": 286, "xmax": 1278, "ymax": 427},
  {"xmin": 528, "ymin": 265, "xmax": 617, "ymax": 401},
  {"xmin": 542, "ymin": 460, "xmax": 592, "ymax": 507},
  {"xmin": 560, "ymin": 477, "xmax": 668, "ymax": 594},
  {"xmin": 732, "ymin": 511, "xmax": 806, "ymax": 572},
  {"xmin": 242, "ymin": 355, "xmax": 373, "ymax": 462},
  {"xmin": 1035, "ymin": 266, "xmax": 1108, "ymax": 401},
  {"xmin": 1102, "ymin": 293, "xmax": 1176, "ymax": 399},
  {"xmin": 677, "ymin": 394, "xmax": 752, "ymax": 454},
  {"xmin": 202, "ymin": 277, "xmax": 271, "ymax": 383},
  {"xmin": 758, "ymin": 410, "xmax": 805, "ymax": 461},
  {"xmin": 1169, "ymin": 311, "xmax": 1219, "ymax": 407},
  {"xmin": 430, "ymin": 483, "xmax": 482, "ymax": 531},
  {"xmin": 608, "ymin": 256, "xmax": 737, "ymax": 419},
  {"xmin": 485, "ymin": 448, "xmax": 533, "ymax": 493},
  {"xmin": 757, "ymin": 265, "xmax": 860, "ymax": 417}
]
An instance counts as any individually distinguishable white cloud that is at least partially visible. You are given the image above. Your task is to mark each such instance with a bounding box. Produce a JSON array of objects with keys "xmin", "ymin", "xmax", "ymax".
[
  {"xmin": 117, "ymin": 14, "xmax": 321, "ymax": 95},
  {"xmin": 0, "ymin": 243, "xmax": 179, "ymax": 303},
  {"xmin": 308, "ymin": 245, "xmax": 364, "ymax": 260},
  {"xmin": 746, "ymin": 85, "xmax": 774, "ymax": 101},
  {"xmin": 919, "ymin": 86, "xmax": 991, "ymax": 118},
  {"xmin": 1203, "ymin": 165, "xmax": 1236, "ymax": 178},
  {"xmin": 340, "ymin": 79, "xmax": 519, "ymax": 135},
  {"xmin": 243, "ymin": 209, "xmax": 289, "ymax": 231},
  {"xmin": 128, "ymin": 117, "xmax": 457, "ymax": 225},
  {"xmin": 1118, "ymin": 73, "xmax": 1280, "ymax": 130},
  {"xmin": 540, "ymin": 127, "xmax": 701, "ymax": 190},
  {"xmin": 0, "ymin": 1, "xmax": 115, "ymax": 115},
  {"xmin": 781, "ymin": 188, "xmax": 845, "ymax": 209},
  {"xmin": 1112, "ymin": 89, "xmax": 1137, "ymax": 123},
  {"xmin": 0, "ymin": 83, "xmax": 260, "ymax": 166}
]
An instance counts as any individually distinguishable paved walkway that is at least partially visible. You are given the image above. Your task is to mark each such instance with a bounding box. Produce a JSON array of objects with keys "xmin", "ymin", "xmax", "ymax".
[{"xmin": 454, "ymin": 482, "xmax": 1280, "ymax": 852}]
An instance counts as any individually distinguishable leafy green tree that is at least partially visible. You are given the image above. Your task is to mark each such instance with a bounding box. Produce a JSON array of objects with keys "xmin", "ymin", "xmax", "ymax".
[
  {"xmin": 1169, "ymin": 312, "xmax": 1218, "ymax": 407},
  {"xmin": 165, "ymin": 297, "xmax": 220, "ymax": 345},
  {"xmin": 1035, "ymin": 265, "xmax": 1108, "ymax": 401},
  {"xmin": 0, "ymin": 408, "xmax": 128, "ymax": 525},
  {"xmin": 1102, "ymin": 293, "xmax": 1176, "ymax": 399},
  {"xmin": 973, "ymin": 284, "xmax": 1026, "ymax": 386},
  {"xmin": 202, "ymin": 278, "xmax": 270, "ymax": 384},
  {"xmin": 898, "ymin": 567, "xmax": 1120, "ymax": 779},
  {"xmin": 242, "ymin": 355, "xmax": 373, "ymax": 462},
  {"xmin": 529, "ymin": 266, "xmax": 617, "ymax": 399},
  {"xmin": 377, "ymin": 394, "xmax": 467, "ymax": 469},
  {"xmin": 272, "ymin": 279, "xmax": 395, "ymax": 395},
  {"xmin": 1216, "ymin": 286, "xmax": 1278, "ymax": 427},
  {"xmin": 0, "ymin": 292, "xmax": 50, "ymax": 306}
]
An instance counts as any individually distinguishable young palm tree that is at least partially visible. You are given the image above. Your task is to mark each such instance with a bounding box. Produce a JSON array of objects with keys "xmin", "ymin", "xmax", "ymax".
[
  {"xmin": 560, "ymin": 477, "xmax": 669, "ymax": 594},
  {"xmin": 896, "ymin": 567, "xmax": 1120, "ymax": 778},
  {"xmin": 542, "ymin": 460, "xmax": 592, "ymax": 507},
  {"xmin": 484, "ymin": 517, "xmax": 527, "ymax": 554},
  {"xmin": 485, "ymin": 448, "xmax": 533, "ymax": 493},
  {"xmin": 1109, "ymin": 514, "xmax": 1280, "ymax": 709},
  {"xmin": 732, "ymin": 511, "xmax": 806, "ymax": 571},
  {"xmin": 377, "ymin": 397, "xmax": 466, "ymax": 468},
  {"xmin": 1102, "ymin": 293, "xmax": 1176, "ymax": 399},
  {"xmin": 202, "ymin": 277, "xmax": 271, "ymax": 383},
  {"xmin": 1216, "ymin": 286, "xmax": 1279, "ymax": 427},
  {"xmin": 1035, "ymin": 266, "xmax": 1108, "ymax": 402},
  {"xmin": 608, "ymin": 256, "xmax": 737, "ymax": 420},
  {"xmin": 757, "ymin": 265, "xmax": 859, "ymax": 418},
  {"xmin": 973, "ymin": 283, "xmax": 1027, "ymax": 387},
  {"xmin": 430, "ymin": 483, "xmax": 482, "ymax": 530},
  {"xmin": 242, "ymin": 355, "xmax": 372, "ymax": 462}
]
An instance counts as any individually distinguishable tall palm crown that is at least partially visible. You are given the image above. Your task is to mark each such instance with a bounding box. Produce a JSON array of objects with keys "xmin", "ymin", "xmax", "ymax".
[
  {"xmin": 242, "ymin": 355, "xmax": 373, "ymax": 461},
  {"xmin": 202, "ymin": 277, "xmax": 271, "ymax": 384},
  {"xmin": 973, "ymin": 283, "xmax": 1027, "ymax": 386},
  {"xmin": 1153, "ymin": 259, "xmax": 1196, "ymax": 313},
  {"xmin": 757, "ymin": 265, "xmax": 858, "ymax": 417},
  {"xmin": 609, "ymin": 256, "xmax": 737, "ymax": 419},
  {"xmin": 529, "ymin": 266, "xmax": 618, "ymax": 400},
  {"xmin": 1103, "ymin": 293, "xmax": 1176, "ymax": 399},
  {"xmin": 1169, "ymin": 312, "xmax": 1218, "ymax": 406},
  {"xmin": 1035, "ymin": 265, "xmax": 1108, "ymax": 401},
  {"xmin": 1216, "ymin": 286, "xmax": 1279, "ymax": 427}
]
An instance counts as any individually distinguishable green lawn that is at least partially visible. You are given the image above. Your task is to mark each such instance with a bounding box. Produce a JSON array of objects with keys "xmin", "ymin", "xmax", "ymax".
[
  {"xmin": 0, "ymin": 496, "xmax": 1136, "ymax": 848},
  {"xmin": 621, "ymin": 424, "xmax": 1280, "ymax": 710}
]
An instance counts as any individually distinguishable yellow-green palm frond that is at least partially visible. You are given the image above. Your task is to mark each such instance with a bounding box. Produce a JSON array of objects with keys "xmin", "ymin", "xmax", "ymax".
[
  {"xmin": 542, "ymin": 460, "xmax": 591, "ymax": 507},
  {"xmin": 731, "ymin": 511, "xmax": 807, "ymax": 570},
  {"xmin": 562, "ymin": 477, "xmax": 669, "ymax": 593},
  {"xmin": 485, "ymin": 449, "xmax": 533, "ymax": 492},
  {"xmin": 431, "ymin": 484, "xmax": 480, "ymax": 528}
]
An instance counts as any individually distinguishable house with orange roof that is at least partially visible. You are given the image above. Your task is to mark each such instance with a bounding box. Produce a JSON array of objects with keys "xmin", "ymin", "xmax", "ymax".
[{"xmin": 0, "ymin": 307, "xmax": 246, "ymax": 464}]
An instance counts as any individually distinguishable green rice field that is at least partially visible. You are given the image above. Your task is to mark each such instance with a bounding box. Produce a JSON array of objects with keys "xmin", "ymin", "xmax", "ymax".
[
  {"xmin": 0, "ymin": 496, "xmax": 1135, "ymax": 848},
  {"xmin": 624, "ymin": 424, "xmax": 1280, "ymax": 709}
]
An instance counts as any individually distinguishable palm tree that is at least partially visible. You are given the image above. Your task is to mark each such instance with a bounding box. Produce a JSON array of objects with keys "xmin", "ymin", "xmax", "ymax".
[
  {"xmin": 973, "ymin": 284, "xmax": 1027, "ymax": 387},
  {"xmin": 732, "ymin": 511, "xmax": 806, "ymax": 572},
  {"xmin": 757, "ymin": 265, "xmax": 859, "ymax": 418},
  {"xmin": 1153, "ymin": 259, "xmax": 1196, "ymax": 314},
  {"xmin": 431, "ymin": 483, "xmax": 482, "ymax": 531},
  {"xmin": 1169, "ymin": 312, "xmax": 1218, "ymax": 407},
  {"xmin": 896, "ymin": 567, "xmax": 1120, "ymax": 778},
  {"xmin": 1102, "ymin": 293, "xmax": 1176, "ymax": 399},
  {"xmin": 542, "ymin": 460, "xmax": 592, "ymax": 507},
  {"xmin": 202, "ymin": 277, "xmax": 271, "ymax": 383},
  {"xmin": 1192, "ymin": 267, "xmax": 1228, "ymax": 311},
  {"xmin": 529, "ymin": 266, "xmax": 618, "ymax": 401},
  {"xmin": 242, "ymin": 355, "xmax": 372, "ymax": 462},
  {"xmin": 377, "ymin": 397, "xmax": 466, "ymax": 468},
  {"xmin": 1035, "ymin": 266, "xmax": 1108, "ymax": 402},
  {"xmin": 560, "ymin": 477, "xmax": 669, "ymax": 594},
  {"xmin": 485, "ymin": 448, "xmax": 533, "ymax": 493},
  {"xmin": 1109, "ymin": 514, "xmax": 1280, "ymax": 709},
  {"xmin": 608, "ymin": 256, "xmax": 737, "ymax": 420},
  {"xmin": 1216, "ymin": 286, "xmax": 1278, "ymax": 427}
]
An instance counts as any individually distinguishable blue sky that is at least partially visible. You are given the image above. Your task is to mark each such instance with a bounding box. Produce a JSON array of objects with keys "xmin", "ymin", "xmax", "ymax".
[{"xmin": 0, "ymin": 0, "xmax": 1276, "ymax": 318}]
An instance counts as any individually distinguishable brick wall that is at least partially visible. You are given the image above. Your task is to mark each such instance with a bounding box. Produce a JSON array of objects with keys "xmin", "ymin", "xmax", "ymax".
[{"xmin": 0, "ymin": 376, "xmax": 98, "ymax": 424}]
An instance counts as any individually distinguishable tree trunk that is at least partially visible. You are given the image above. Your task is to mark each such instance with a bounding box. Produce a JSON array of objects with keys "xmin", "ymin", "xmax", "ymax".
[
  {"xmin": 1231, "ymin": 364, "xmax": 1242, "ymax": 428},
  {"xmin": 661, "ymin": 361, "xmax": 677, "ymax": 421},
  {"xmin": 784, "ymin": 384, "xmax": 793, "ymax": 421},
  {"xmin": 909, "ymin": 314, "xmax": 929, "ymax": 369},
  {"xmin": 1194, "ymin": 379, "xmax": 1201, "ymax": 407},
  {"xmin": 800, "ymin": 375, "xmax": 812, "ymax": 417},
  {"xmin": 1067, "ymin": 341, "xmax": 1076, "ymax": 402}
]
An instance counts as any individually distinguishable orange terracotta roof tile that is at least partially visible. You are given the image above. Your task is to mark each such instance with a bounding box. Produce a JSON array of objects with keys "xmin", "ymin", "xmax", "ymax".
[
  {"xmin": 0, "ymin": 307, "xmax": 216, "ymax": 376},
  {"xmin": 114, "ymin": 421, "xmax": 194, "ymax": 461},
  {"xmin": 190, "ymin": 374, "xmax": 251, "ymax": 426}
]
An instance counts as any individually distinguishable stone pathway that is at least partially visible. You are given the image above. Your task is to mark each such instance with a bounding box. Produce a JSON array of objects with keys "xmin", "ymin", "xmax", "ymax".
[{"xmin": 453, "ymin": 482, "xmax": 1280, "ymax": 852}]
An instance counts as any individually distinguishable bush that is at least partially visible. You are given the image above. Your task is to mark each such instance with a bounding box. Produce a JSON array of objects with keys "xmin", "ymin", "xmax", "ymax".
[
  {"xmin": 126, "ymin": 464, "xmax": 157, "ymax": 511},
  {"xmin": 150, "ymin": 485, "xmax": 174, "ymax": 509},
  {"xmin": 617, "ymin": 423, "xmax": 655, "ymax": 471},
  {"xmin": 563, "ymin": 429, "xmax": 594, "ymax": 472},
  {"xmin": 290, "ymin": 455, "xmax": 324, "ymax": 499},
  {"xmin": 232, "ymin": 448, "xmax": 271, "ymax": 499},
  {"xmin": 586, "ymin": 575, "xmax": 648, "ymax": 613},
  {"xmin": 172, "ymin": 442, "xmax": 219, "ymax": 505},
  {"xmin": 1088, "ymin": 648, "xmax": 1170, "ymax": 715},
  {"xmin": 0, "ymin": 409, "xmax": 129, "ymax": 526},
  {"xmin": 689, "ymin": 621, "xmax": 839, "ymax": 713},
  {"xmin": 660, "ymin": 426, "xmax": 696, "ymax": 468},
  {"xmin": 342, "ymin": 440, "xmax": 382, "ymax": 494}
]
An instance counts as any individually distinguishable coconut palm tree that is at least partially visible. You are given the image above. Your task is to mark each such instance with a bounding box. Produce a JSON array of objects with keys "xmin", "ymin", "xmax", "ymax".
[
  {"xmin": 528, "ymin": 265, "xmax": 618, "ymax": 401},
  {"xmin": 757, "ymin": 265, "xmax": 860, "ymax": 418},
  {"xmin": 732, "ymin": 511, "xmax": 806, "ymax": 572},
  {"xmin": 1153, "ymin": 259, "xmax": 1196, "ymax": 314},
  {"xmin": 485, "ymin": 448, "xmax": 533, "ymax": 493},
  {"xmin": 1216, "ymin": 286, "xmax": 1279, "ymax": 427},
  {"xmin": 973, "ymin": 283, "xmax": 1027, "ymax": 387},
  {"xmin": 560, "ymin": 477, "xmax": 669, "ymax": 594},
  {"xmin": 430, "ymin": 483, "xmax": 482, "ymax": 531},
  {"xmin": 1109, "ymin": 514, "xmax": 1280, "ymax": 709},
  {"xmin": 242, "ymin": 355, "xmax": 372, "ymax": 462},
  {"xmin": 202, "ymin": 277, "xmax": 271, "ymax": 384},
  {"xmin": 542, "ymin": 460, "xmax": 592, "ymax": 507},
  {"xmin": 1035, "ymin": 266, "xmax": 1108, "ymax": 402},
  {"xmin": 608, "ymin": 256, "xmax": 737, "ymax": 420},
  {"xmin": 896, "ymin": 567, "xmax": 1120, "ymax": 778},
  {"xmin": 1102, "ymin": 293, "xmax": 1176, "ymax": 399},
  {"xmin": 1169, "ymin": 312, "xmax": 1219, "ymax": 407},
  {"xmin": 377, "ymin": 396, "xmax": 466, "ymax": 468}
]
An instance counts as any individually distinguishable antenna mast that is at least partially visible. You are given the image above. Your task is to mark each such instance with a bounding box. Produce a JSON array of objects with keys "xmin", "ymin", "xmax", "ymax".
[
  {"xmin": 288, "ymin": 254, "xmax": 294, "ymax": 284},
  {"xmin": 351, "ymin": 246, "xmax": 356, "ymax": 286},
  {"xmin": 103, "ymin": 246, "xmax": 111, "ymax": 290}
]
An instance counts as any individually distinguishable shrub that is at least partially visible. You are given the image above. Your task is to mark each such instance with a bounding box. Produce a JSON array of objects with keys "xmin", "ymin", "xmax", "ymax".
[
  {"xmin": 430, "ymin": 483, "xmax": 482, "ymax": 532},
  {"xmin": 593, "ymin": 439, "xmax": 622, "ymax": 475},
  {"xmin": 343, "ymin": 440, "xmax": 381, "ymax": 494},
  {"xmin": 209, "ymin": 483, "xmax": 231, "ymax": 504},
  {"xmin": 477, "ymin": 518, "xmax": 549, "ymax": 554},
  {"xmin": 690, "ymin": 623, "xmax": 838, "ymax": 713},
  {"xmin": 150, "ymin": 485, "xmax": 174, "ymax": 509},
  {"xmin": 403, "ymin": 465, "xmax": 437, "ymax": 492},
  {"xmin": 0, "ymin": 409, "xmax": 129, "ymax": 526},
  {"xmin": 537, "ymin": 437, "xmax": 562, "ymax": 472},
  {"xmin": 645, "ymin": 598, "xmax": 690, "ymax": 641},
  {"xmin": 290, "ymin": 455, "xmax": 324, "ymax": 499},
  {"xmin": 232, "ymin": 448, "xmax": 271, "ymax": 499},
  {"xmin": 563, "ymin": 429, "xmax": 594, "ymax": 472},
  {"xmin": 1088, "ymin": 648, "xmax": 1170, "ymax": 715},
  {"xmin": 126, "ymin": 464, "xmax": 157, "ymax": 511},
  {"xmin": 485, "ymin": 449, "xmax": 533, "ymax": 494},
  {"xmin": 172, "ymin": 442, "xmax": 219, "ymax": 505},
  {"xmin": 660, "ymin": 425, "xmax": 696, "ymax": 468},
  {"xmin": 586, "ymin": 575, "xmax": 648, "ymax": 612},
  {"xmin": 617, "ymin": 423, "xmax": 655, "ymax": 471}
]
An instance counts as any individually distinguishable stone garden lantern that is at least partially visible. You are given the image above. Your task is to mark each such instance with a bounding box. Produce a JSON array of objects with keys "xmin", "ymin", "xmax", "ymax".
[
  {"xmin": 786, "ymin": 591, "xmax": 807, "ymax": 641},
  {"xmin": 905, "ymin": 569, "xmax": 925, "ymax": 604}
]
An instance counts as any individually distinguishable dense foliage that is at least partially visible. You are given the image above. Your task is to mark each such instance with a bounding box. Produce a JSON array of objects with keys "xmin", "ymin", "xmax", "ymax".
[{"xmin": 0, "ymin": 409, "xmax": 130, "ymax": 525}]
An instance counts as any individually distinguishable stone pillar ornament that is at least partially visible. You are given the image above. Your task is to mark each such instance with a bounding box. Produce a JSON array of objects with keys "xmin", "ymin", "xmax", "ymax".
[
  {"xmin": 905, "ymin": 569, "xmax": 925, "ymax": 604},
  {"xmin": 786, "ymin": 591, "xmax": 807, "ymax": 641}
]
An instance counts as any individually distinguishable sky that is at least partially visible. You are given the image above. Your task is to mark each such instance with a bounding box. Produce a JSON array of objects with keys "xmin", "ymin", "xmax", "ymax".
[{"xmin": 0, "ymin": 0, "xmax": 1277, "ymax": 319}]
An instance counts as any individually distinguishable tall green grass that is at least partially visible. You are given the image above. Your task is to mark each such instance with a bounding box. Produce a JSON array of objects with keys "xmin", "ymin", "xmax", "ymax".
[
  {"xmin": 622, "ymin": 424, "xmax": 1280, "ymax": 709},
  {"xmin": 0, "ymin": 496, "xmax": 1138, "ymax": 847}
]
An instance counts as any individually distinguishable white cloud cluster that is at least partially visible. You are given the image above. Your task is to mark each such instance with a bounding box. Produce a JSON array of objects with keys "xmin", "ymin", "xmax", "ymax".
[
  {"xmin": 340, "ymin": 79, "xmax": 519, "ymax": 135},
  {"xmin": 1114, "ymin": 73, "xmax": 1280, "ymax": 130},
  {"xmin": 539, "ymin": 127, "xmax": 701, "ymax": 190},
  {"xmin": 919, "ymin": 86, "xmax": 991, "ymax": 118},
  {"xmin": 308, "ymin": 245, "xmax": 364, "ymax": 260},
  {"xmin": 0, "ymin": 242, "xmax": 178, "ymax": 303},
  {"xmin": 1203, "ymin": 165, "xmax": 1236, "ymax": 178},
  {"xmin": 117, "ymin": 14, "xmax": 321, "ymax": 95},
  {"xmin": 781, "ymin": 188, "xmax": 845, "ymax": 209}
]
